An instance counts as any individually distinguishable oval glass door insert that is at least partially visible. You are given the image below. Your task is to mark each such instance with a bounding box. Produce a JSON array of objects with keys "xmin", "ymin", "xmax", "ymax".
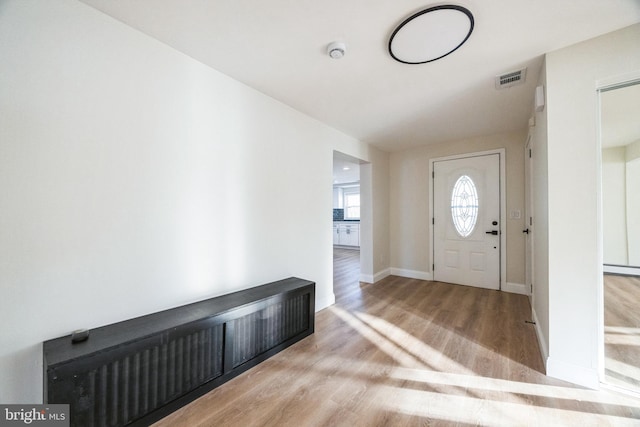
[{"xmin": 451, "ymin": 175, "xmax": 478, "ymax": 237}]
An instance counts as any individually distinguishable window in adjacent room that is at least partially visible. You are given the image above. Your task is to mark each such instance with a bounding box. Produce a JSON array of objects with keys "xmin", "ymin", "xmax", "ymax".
[{"xmin": 344, "ymin": 190, "xmax": 360, "ymax": 219}]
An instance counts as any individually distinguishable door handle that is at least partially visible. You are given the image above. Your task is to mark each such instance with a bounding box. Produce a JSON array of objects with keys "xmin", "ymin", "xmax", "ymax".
[
  {"xmin": 523, "ymin": 228, "xmax": 530, "ymax": 234},
  {"xmin": 485, "ymin": 230, "xmax": 498, "ymax": 235}
]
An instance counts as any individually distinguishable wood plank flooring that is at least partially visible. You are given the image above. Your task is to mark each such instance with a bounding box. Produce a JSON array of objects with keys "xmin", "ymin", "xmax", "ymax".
[
  {"xmin": 605, "ymin": 274, "xmax": 640, "ymax": 393},
  {"xmin": 153, "ymin": 251, "xmax": 640, "ymax": 426}
]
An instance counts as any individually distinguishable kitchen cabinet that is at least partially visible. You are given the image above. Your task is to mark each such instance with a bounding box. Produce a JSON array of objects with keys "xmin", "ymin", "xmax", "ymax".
[
  {"xmin": 333, "ymin": 222, "xmax": 359, "ymax": 247},
  {"xmin": 332, "ymin": 188, "xmax": 344, "ymax": 208}
]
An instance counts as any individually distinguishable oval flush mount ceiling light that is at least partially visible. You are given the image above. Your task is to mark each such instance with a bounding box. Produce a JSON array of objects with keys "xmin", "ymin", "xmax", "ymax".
[{"xmin": 389, "ymin": 5, "xmax": 474, "ymax": 64}]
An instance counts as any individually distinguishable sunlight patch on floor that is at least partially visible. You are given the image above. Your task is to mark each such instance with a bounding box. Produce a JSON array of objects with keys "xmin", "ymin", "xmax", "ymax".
[
  {"xmin": 392, "ymin": 367, "xmax": 640, "ymax": 408},
  {"xmin": 380, "ymin": 385, "xmax": 640, "ymax": 426},
  {"xmin": 329, "ymin": 305, "xmax": 640, "ymax": 423},
  {"xmin": 331, "ymin": 306, "xmax": 477, "ymax": 375},
  {"xmin": 605, "ymin": 327, "xmax": 640, "ymax": 346},
  {"xmin": 606, "ymin": 357, "xmax": 640, "ymax": 385},
  {"xmin": 606, "ymin": 326, "xmax": 640, "ymax": 335}
]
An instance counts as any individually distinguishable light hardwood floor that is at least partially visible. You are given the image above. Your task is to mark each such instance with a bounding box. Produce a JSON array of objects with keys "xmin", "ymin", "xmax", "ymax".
[
  {"xmin": 154, "ymin": 251, "xmax": 640, "ymax": 426},
  {"xmin": 605, "ymin": 274, "xmax": 640, "ymax": 393}
]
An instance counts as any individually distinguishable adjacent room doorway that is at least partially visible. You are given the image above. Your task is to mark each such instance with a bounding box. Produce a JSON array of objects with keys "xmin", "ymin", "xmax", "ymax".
[
  {"xmin": 431, "ymin": 152, "xmax": 503, "ymax": 290},
  {"xmin": 332, "ymin": 151, "xmax": 363, "ymax": 301}
]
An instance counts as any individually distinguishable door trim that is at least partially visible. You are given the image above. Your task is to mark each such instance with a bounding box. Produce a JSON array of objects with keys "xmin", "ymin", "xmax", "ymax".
[
  {"xmin": 525, "ymin": 133, "xmax": 534, "ymax": 302},
  {"xmin": 429, "ymin": 149, "xmax": 506, "ymax": 290}
]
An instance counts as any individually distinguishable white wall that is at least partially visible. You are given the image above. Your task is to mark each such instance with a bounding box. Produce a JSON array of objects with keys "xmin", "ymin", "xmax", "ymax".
[
  {"xmin": 542, "ymin": 23, "xmax": 640, "ymax": 388},
  {"xmin": 530, "ymin": 62, "xmax": 550, "ymax": 364},
  {"xmin": 389, "ymin": 130, "xmax": 527, "ymax": 286},
  {"xmin": 366, "ymin": 147, "xmax": 391, "ymax": 281},
  {"xmin": 0, "ymin": 0, "xmax": 374, "ymax": 403},
  {"xmin": 601, "ymin": 147, "xmax": 628, "ymax": 265},
  {"xmin": 351, "ymin": 145, "xmax": 391, "ymax": 284}
]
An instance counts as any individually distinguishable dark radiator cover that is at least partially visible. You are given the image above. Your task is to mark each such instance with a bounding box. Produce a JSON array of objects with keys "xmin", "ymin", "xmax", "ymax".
[{"xmin": 43, "ymin": 277, "xmax": 315, "ymax": 427}]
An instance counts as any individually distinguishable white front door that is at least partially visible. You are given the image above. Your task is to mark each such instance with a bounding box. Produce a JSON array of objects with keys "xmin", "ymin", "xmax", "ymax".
[{"xmin": 433, "ymin": 154, "xmax": 500, "ymax": 290}]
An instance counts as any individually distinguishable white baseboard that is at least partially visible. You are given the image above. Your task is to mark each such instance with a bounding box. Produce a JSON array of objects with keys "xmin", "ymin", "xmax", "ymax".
[
  {"xmin": 532, "ymin": 308, "xmax": 548, "ymax": 370},
  {"xmin": 315, "ymin": 292, "xmax": 335, "ymax": 312},
  {"xmin": 360, "ymin": 268, "xmax": 391, "ymax": 284},
  {"xmin": 374, "ymin": 268, "xmax": 391, "ymax": 283},
  {"xmin": 503, "ymin": 282, "xmax": 528, "ymax": 295},
  {"xmin": 603, "ymin": 264, "xmax": 640, "ymax": 276},
  {"xmin": 389, "ymin": 268, "xmax": 433, "ymax": 281},
  {"xmin": 360, "ymin": 274, "xmax": 374, "ymax": 284},
  {"xmin": 547, "ymin": 356, "xmax": 599, "ymax": 389}
]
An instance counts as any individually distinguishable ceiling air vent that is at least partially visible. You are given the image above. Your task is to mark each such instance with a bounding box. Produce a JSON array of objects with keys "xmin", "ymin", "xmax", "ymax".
[{"xmin": 495, "ymin": 68, "xmax": 527, "ymax": 89}]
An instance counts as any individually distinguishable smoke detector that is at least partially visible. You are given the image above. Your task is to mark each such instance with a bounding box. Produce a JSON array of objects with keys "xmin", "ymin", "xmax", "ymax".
[{"xmin": 327, "ymin": 42, "xmax": 346, "ymax": 59}]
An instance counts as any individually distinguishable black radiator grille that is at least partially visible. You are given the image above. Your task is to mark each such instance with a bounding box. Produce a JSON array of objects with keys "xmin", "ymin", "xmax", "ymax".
[
  {"xmin": 231, "ymin": 293, "xmax": 310, "ymax": 368},
  {"xmin": 49, "ymin": 324, "xmax": 224, "ymax": 427},
  {"xmin": 44, "ymin": 278, "xmax": 315, "ymax": 427}
]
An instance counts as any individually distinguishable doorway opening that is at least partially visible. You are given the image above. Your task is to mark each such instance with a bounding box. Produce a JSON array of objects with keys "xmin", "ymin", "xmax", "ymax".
[{"xmin": 332, "ymin": 151, "xmax": 365, "ymax": 303}]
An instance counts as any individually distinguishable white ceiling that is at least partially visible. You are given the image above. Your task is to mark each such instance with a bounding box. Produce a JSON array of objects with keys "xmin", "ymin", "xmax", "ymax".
[
  {"xmin": 333, "ymin": 155, "xmax": 361, "ymax": 185},
  {"xmin": 80, "ymin": 0, "xmax": 640, "ymax": 152}
]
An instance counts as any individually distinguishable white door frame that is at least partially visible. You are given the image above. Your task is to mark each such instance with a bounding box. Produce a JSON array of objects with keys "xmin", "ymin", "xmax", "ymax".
[
  {"xmin": 429, "ymin": 149, "xmax": 507, "ymax": 290},
  {"xmin": 595, "ymin": 72, "xmax": 640, "ymax": 389},
  {"xmin": 525, "ymin": 133, "xmax": 535, "ymax": 303}
]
